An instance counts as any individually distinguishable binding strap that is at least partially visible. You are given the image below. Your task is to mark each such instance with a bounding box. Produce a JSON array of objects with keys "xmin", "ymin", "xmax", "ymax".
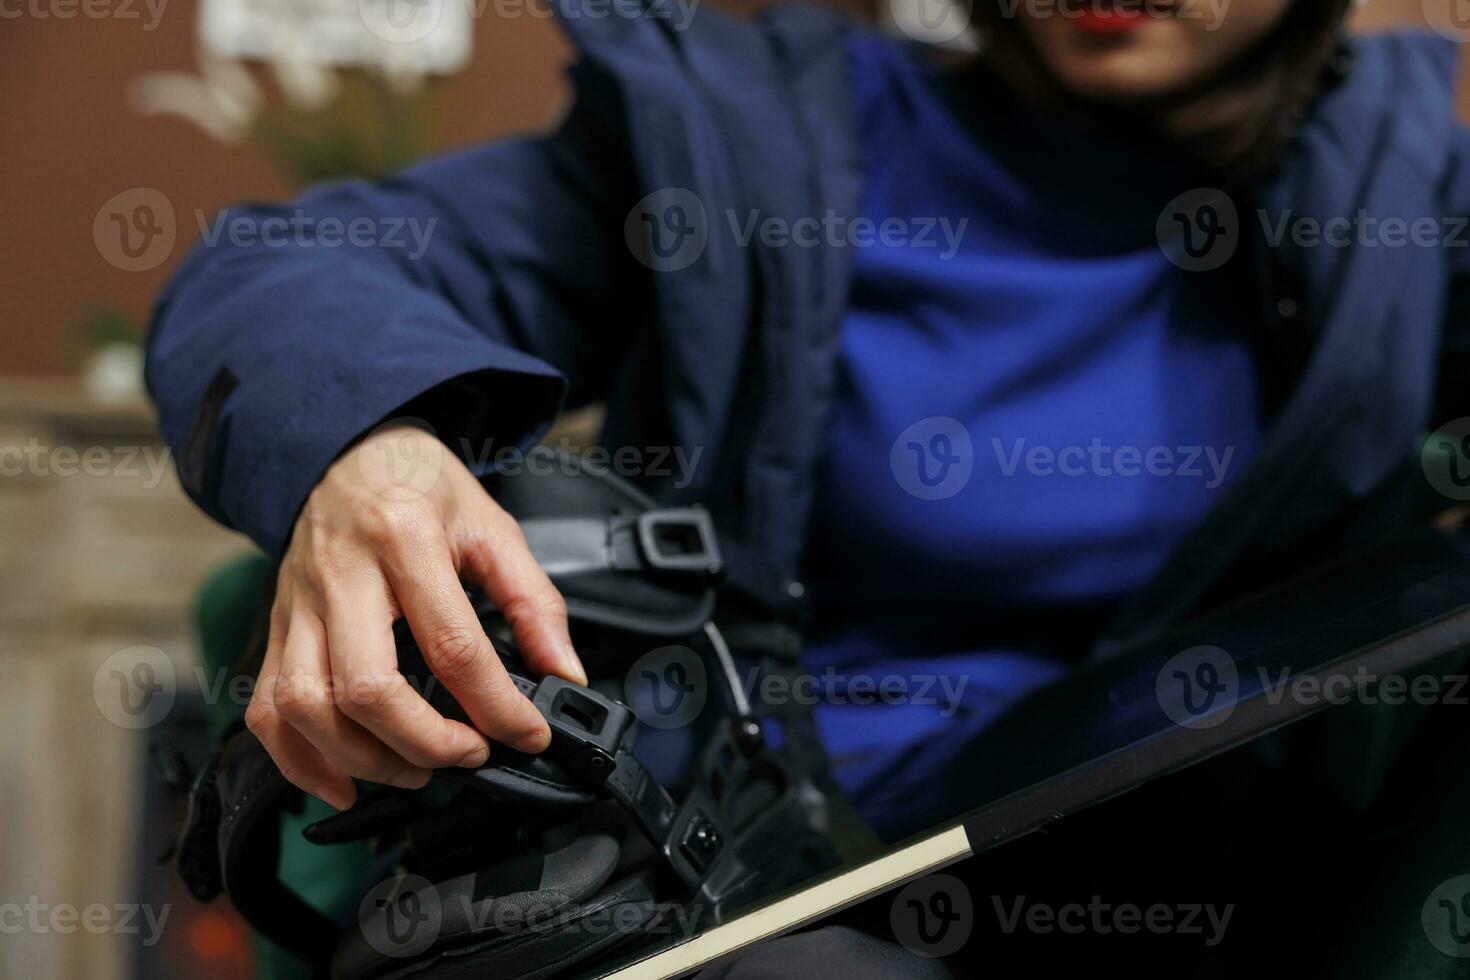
[
  {"xmin": 177, "ymin": 669, "xmax": 740, "ymax": 964},
  {"xmin": 178, "ymin": 727, "xmax": 339, "ymax": 963}
]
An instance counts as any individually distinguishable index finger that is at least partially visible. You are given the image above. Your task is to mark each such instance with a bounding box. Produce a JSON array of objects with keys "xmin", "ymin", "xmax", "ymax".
[
  {"xmin": 317, "ymin": 567, "xmax": 492, "ymax": 771},
  {"xmin": 457, "ymin": 503, "xmax": 587, "ymax": 687},
  {"xmin": 383, "ymin": 531, "xmax": 551, "ymax": 753}
]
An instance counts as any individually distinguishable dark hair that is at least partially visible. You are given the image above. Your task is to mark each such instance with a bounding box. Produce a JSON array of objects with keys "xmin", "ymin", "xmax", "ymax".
[{"xmin": 967, "ymin": 0, "xmax": 1354, "ymax": 185}]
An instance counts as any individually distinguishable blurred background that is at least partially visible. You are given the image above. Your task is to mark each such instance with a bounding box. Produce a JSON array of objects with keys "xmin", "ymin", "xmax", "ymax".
[{"xmin": 0, "ymin": 0, "xmax": 1459, "ymax": 976}]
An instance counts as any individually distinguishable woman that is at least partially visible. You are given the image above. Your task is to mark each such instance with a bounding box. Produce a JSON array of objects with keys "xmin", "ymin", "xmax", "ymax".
[{"xmin": 149, "ymin": 0, "xmax": 1468, "ymax": 968}]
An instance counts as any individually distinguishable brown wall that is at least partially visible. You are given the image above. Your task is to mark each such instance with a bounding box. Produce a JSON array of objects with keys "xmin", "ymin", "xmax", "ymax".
[
  {"xmin": 0, "ymin": 0, "xmax": 1457, "ymax": 376},
  {"xmin": 1, "ymin": 1, "xmax": 577, "ymax": 375}
]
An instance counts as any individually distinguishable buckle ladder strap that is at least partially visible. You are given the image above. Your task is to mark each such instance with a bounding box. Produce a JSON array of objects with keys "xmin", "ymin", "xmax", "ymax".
[
  {"xmin": 177, "ymin": 662, "xmax": 748, "ymax": 964},
  {"xmin": 518, "ymin": 508, "xmax": 722, "ymax": 578},
  {"xmin": 717, "ymin": 621, "xmax": 887, "ymax": 859},
  {"xmin": 458, "ymin": 672, "xmax": 736, "ymax": 893}
]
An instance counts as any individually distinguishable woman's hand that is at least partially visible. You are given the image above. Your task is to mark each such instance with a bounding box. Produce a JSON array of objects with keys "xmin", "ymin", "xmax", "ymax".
[{"xmin": 244, "ymin": 422, "xmax": 587, "ymax": 811}]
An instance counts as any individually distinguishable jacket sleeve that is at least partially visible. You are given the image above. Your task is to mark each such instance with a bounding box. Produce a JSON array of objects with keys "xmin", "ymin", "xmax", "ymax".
[
  {"xmin": 1432, "ymin": 31, "xmax": 1470, "ymax": 428},
  {"xmin": 146, "ymin": 64, "xmax": 649, "ymax": 555},
  {"xmin": 1439, "ymin": 113, "xmax": 1470, "ymax": 427}
]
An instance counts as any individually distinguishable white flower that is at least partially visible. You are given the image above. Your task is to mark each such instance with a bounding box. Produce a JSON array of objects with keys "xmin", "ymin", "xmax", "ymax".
[{"xmin": 128, "ymin": 54, "xmax": 264, "ymax": 144}]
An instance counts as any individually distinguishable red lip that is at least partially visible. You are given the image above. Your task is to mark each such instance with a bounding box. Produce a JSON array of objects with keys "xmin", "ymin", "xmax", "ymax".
[{"xmin": 1070, "ymin": 4, "xmax": 1154, "ymax": 34}]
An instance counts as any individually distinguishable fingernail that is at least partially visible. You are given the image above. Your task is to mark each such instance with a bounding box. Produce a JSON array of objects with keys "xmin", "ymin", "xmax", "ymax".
[
  {"xmin": 565, "ymin": 656, "xmax": 589, "ymax": 687},
  {"xmin": 390, "ymin": 770, "xmax": 431, "ymax": 790},
  {"xmin": 513, "ymin": 729, "xmax": 551, "ymax": 754},
  {"xmin": 457, "ymin": 742, "xmax": 490, "ymax": 768},
  {"xmin": 324, "ymin": 788, "xmax": 356, "ymax": 812}
]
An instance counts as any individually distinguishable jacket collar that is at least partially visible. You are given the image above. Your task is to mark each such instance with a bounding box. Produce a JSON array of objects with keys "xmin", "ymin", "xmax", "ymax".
[{"xmin": 1102, "ymin": 32, "xmax": 1463, "ymax": 650}]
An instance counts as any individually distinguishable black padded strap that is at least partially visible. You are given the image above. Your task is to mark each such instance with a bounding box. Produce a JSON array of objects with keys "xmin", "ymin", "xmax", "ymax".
[
  {"xmin": 180, "ymin": 669, "xmax": 725, "ymax": 967},
  {"xmin": 179, "ymin": 729, "xmax": 340, "ymax": 965},
  {"xmin": 177, "ymin": 660, "xmax": 751, "ymax": 967},
  {"xmin": 519, "ymin": 516, "xmax": 643, "ymax": 577},
  {"xmin": 512, "ymin": 508, "xmax": 724, "ymax": 636},
  {"xmin": 456, "ymin": 672, "xmax": 730, "ymax": 892}
]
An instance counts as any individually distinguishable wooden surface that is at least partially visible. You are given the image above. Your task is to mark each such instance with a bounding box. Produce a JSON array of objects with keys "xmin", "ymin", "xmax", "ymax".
[{"xmin": 0, "ymin": 377, "xmax": 252, "ymax": 980}]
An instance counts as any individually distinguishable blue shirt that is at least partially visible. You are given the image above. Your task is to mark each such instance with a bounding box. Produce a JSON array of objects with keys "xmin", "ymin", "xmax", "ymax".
[{"xmin": 802, "ymin": 36, "xmax": 1265, "ymax": 837}]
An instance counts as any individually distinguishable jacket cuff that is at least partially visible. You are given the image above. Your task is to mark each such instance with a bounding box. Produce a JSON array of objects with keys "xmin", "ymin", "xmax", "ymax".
[{"xmin": 218, "ymin": 343, "xmax": 566, "ymax": 556}]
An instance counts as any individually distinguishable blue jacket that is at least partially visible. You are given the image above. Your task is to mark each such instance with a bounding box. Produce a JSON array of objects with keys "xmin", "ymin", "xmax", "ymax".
[{"xmin": 147, "ymin": 5, "xmax": 1470, "ymax": 653}]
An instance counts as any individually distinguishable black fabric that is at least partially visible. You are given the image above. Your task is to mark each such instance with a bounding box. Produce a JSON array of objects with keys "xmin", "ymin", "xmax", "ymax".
[
  {"xmin": 445, "ymin": 763, "xmax": 599, "ymax": 810},
  {"xmin": 178, "ymin": 364, "xmax": 237, "ymax": 500},
  {"xmin": 332, "ymin": 819, "xmax": 626, "ymax": 979},
  {"xmin": 210, "ymin": 731, "xmax": 339, "ymax": 964},
  {"xmin": 340, "ymin": 871, "xmax": 671, "ymax": 980}
]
